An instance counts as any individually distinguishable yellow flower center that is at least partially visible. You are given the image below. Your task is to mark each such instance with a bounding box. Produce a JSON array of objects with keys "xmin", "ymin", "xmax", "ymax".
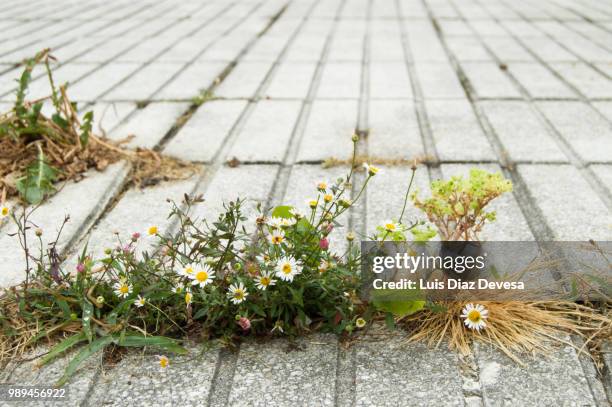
[
  {"xmin": 119, "ymin": 285, "xmax": 129, "ymax": 294},
  {"xmin": 233, "ymin": 290, "xmax": 245, "ymax": 300},
  {"xmin": 260, "ymin": 276, "xmax": 270, "ymax": 286},
  {"xmin": 148, "ymin": 226, "xmax": 158, "ymax": 235},
  {"xmin": 309, "ymin": 200, "xmax": 317, "ymax": 207},
  {"xmin": 272, "ymin": 235, "xmax": 283, "ymax": 244},
  {"xmin": 467, "ymin": 309, "xmax": 481, "ymax": 323},
  {"xmin": 282, "ymin": 264, "xmax": 292, "ymax": 274},
  {"xmin": 185, "ymin": 267, "xmax": 194, "ymax": 275},
  {"xmin": 1, "ymin": 207, "xmax": 8, "ymax": 216},
  {"xmin": 318, "ymin": 183, "xmax": 327, "ymax": 190},
  {"xmin": 196, "ymin": 271, "xmax": 209, "ymax": 282},
  {"xmin": 385, "ymin": 223, "xmax": 396, "ymax": 231},
  {"xmin": 159, "ymin": 358, "xmax": 168, "ymax": 368}
]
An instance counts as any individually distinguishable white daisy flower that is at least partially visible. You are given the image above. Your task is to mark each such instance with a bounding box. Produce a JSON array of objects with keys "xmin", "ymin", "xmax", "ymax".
[
  {"xmin": 267, "ymin": 217, "xmax": 284, "ymax": 229},
  {"xmin": 356, "ymin": 318, "xmax": 367, "ymax": 328},
  {"xmin": 256, "ymin": 254, "xmax": 271, "ymax": 265},
  {"xmin": 179, "ymin": 263, "xmax": 196, "ymax": 278},
  {"xmin": 268, "ymin": 230, "xmax": 285, "ymax": 245},
  {"xmin": 113, "ymin": 281, "xmax": 132, "ymax": 298},
  {"xmin": 382, "ymin": 220, "xmax": 398, "ymax": 233},
  {"xmin": 363, "ymin": 163, "xmax": 380, "ymax": 176},
  {"xmin": 275, "ymin": 256, "xmax": 301, "ymax": 282},
  {"xmin": 228, "ymin": 282, "xmax": 248, "ymax": 304},
  {"xmin": 280, "ymin": 217, "xmax": 296, "ymax": 227},
  {"xmin": 254, "ymin": 271, "xmax": 276, "ymax": 291},
  {"xmin": 134, "ymin": 295, "xmax": 146, "ymax": 307},
  {"xmin": 171, "ymin": 286, "xmax": 183, "ymax": 294},
  {"xmin": 461, "ymin": 303, "xmax": 489, "ymax": 331},
  {"xmin": 289, "ymin": 208, "xmax": 304, "ymax": 219},
  {"xmin": 190, "ymin": 264, "xmax": 215, "ymax": 288}
]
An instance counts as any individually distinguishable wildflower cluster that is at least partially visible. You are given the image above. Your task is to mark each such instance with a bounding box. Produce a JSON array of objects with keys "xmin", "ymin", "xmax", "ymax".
[
  {"xmin": 411, "ymin": 168, "xmax": 513, "ymax": 241},
  {"xmin": 0, "ymin": 156, "xmax": 514, "ymax": 384}
]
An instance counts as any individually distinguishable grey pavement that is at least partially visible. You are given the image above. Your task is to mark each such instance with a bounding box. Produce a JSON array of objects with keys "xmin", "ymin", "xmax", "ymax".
[{"xmin": 1, "ymin": 0, "xmax": 611, "ymax": 405}]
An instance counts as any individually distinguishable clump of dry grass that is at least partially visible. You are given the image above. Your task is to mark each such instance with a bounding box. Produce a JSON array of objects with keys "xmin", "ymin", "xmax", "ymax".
[
  {"xmin": 0, "ymin": 49, "xmax": 197, "ymax": 204},
  {"xmin": 401, "ymin": 301, "xmax": 611, "ymax": 365}
]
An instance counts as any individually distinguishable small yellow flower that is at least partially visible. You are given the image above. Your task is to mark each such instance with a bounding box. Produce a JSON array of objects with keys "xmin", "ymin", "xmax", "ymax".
[
  {"xmin": 147, "ymin": 226, "xmax": 158, "ymax": 236},
  {"xmin": 363, "ymin": 163, "xmax": 380, "ymax": 176},
  {"xmin": 307, "ymin": 199, "xmax": 318, "ymax": 209},
  {"xmin": 317, "ymin": 181, "xmax": 328, "ymax": 191},
  {"xmin": 356, "ymin": 318, "xmax": 367, "ymax": 328},
  {"xmin": 157, "ymin": 355, "xmax": 169, "ymax": 370},
  {"xmin": 185, "ymin": 291, "xmax": 193, "ymax": 305},
  {"xmin": 323, "ymin": 194, "xmax": 333, "ymax": 203},
  {"xmin": 0, "ymin": 206, "xmax": 9, "ymax": 218},
  {"xmin": 383, "ymin": 220, "xmax": 397, "ymax": 232}
]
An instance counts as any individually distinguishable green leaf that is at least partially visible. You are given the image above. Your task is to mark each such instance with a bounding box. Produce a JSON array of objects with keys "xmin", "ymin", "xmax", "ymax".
[
  {"xmin": 117, "ymin": 334, "xmax": 187, "ymax": 355},
  {"xmin": 39, "ymin": 332, "xmax": 87, "ymax": 367},
  {"xmin": 296, "ymin": 218, "xmax": 313, "ymax": 233},
  {"xmin": 15, "ymin": 146, "xmax": 58, "ymax": 204},
  {"xmin": 82, "ymin": 300, "xmax": 94, "ymax": 342},
  {"xmin": 288, "ymin": 286, "xmax": 303, "ymax": 307},
  {"xmin": 384, "ymin": 312, "xmax": 396, "ymax": 330},
  {"xmin": 271, "ymin": 205, "xmax": 294, "ymax": 219},
  {"xmin": 57, "ymin": 335, "xmax": 114, "ymax": 386},
  {"xmin": 372, "ymin": 289, "xmax": 426, "ymax": 317},
  {"xmin": 79, "ymin": 111, "xmax": 93, "ymax": 147},
  {"xmin": 51, "ymin": 113, "xmax": 69, "ymax": 130},
  {"xmin": 56, "ymin": 298, "xmax": 71, "ymax": 319}
]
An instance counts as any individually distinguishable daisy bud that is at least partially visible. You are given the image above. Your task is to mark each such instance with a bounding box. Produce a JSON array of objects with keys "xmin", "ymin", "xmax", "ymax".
[
  {"xmin": 131, "ymin": 232, "xmax": 141, "ymax": 241},
  {"xmin": 76, "ymin": 263, "xmax": 86, "ymax": 273},
  {"xmin": 339, "ymin": 199, "xmax": 352, "ymax": 208},
  {"xmin": 346, "ymin": 232, "xmax": 355, "ymax": 242},
  {"xmin": 351, "ymin": 133, "xmax": 359, "ymax": 143},
  {"xmin": 356, "ymin": 318, "xmax": 367, "ymax": 328},
  {"xmin": 96, "ymin": 296, "xmax": 105, "ymax": 304},
  {"xmin": 237, "ymin": 317, "xmax": 251, "ymax": 331},
  {"xmin": 317, "ymin": 181, "xmax": 327, "ymax": 191},
  {"xmin": 325, "ymin": 223, "xmax": 334, "ymax": 234},
  {"xmin": 323, "ymin": 194, "xmax": 333, "ymax": 203},
  {"xmin": 35, "ymin": 228, "xmax": 43, "ymax": 237},
  {"xmin": 308, "ymin": 199, "xmax": 318, "ymax": 209},
  {"xmin": 104, "ymin": 248, "xmax": 112, "ymax": 255},
  {"xmin": 70, "ymin": 313, "xmax": 78, "ymax": 320},
  {"xmin": 319, "ymin": 237, "xmax": 329, "ymax": 250}
]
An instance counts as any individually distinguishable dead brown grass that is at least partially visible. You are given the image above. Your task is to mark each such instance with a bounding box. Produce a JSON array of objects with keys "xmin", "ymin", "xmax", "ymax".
[{"xmin": 401, "ymin": 301, "xmax": 611, "ymax": 365}]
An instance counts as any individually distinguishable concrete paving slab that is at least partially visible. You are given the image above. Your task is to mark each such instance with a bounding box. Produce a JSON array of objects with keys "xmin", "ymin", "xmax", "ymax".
[
  {"xmin": 426, "ymin": 99, "xmax": 497, "ymax": 162},
  {"xmin": 517, "ymin": 164, "xmax": 612, "ymax": 240},
  {"xmin": 461, "ymin": 62, "xmax": 522, "ymax": 99},
  {"xmin": 110, "ymin": 102, "xmax": 189, "ymax": 149},
  {"xmin": 164, "ymin": 100, "xmax": 248, "ymax": 163},
  {"xmin": 536, "ymin": 101, "xmax": 612, "ymax": 164},
  {"xmin": 230, "ymin": 100, "xmax": 302, "ymax": 162},
  {"xmin": 86, "ymin": 345, "xmax": 219, "ymax": 407},
  {"xmin": 297, "ymin": 100, "xmax": 358, "ymax": 162},
  {"xmin": 475, "ymin": 340, "xmax": 597, "ymax": 406},
  {"xmin": 228, "ymin": 335, "xmax": 338, "ymax": 407},
  {"xmin": 354, "ymin": 333, "xmax": 464, "ymax": 406},
  {"xmin": 369, "ymin": 62, "xmax": 413, "ymax": 99},
  {"xmin": 480, "ymin": 101, "xmax": 568, "ymax": 163},
  {"xmin": 507, "ymin": 62, "xmax": 577, "ymax": 99},
  {"xmin": 368, "ymin": 100, "xmax": 424, "ymax": 160}
]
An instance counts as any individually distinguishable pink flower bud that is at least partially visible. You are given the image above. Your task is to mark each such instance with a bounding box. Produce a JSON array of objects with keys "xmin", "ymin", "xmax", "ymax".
[
  {"xmin": 76, "ymin": 263, "xmax": 85, "ymax": 273},
  {"xmin": 131, "ymin": 232, "xmax": 141, "ymax": 241},
  {"xmin": 237, "ymin": 317, "xmax": 251, "ymax": 331},
  {"xmin": 325, "ymin": 223, "xmax": 334, "ymax": 234},
  {"xmin": 319, "ymin": 237, "xmax": 330, "ymax": 250}
]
